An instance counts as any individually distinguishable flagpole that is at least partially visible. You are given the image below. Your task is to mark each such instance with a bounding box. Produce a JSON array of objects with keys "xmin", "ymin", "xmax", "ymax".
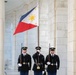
[
  {"xmin": 54, "ymin": 0, "xmax": 57, "ymax": 48},
  {"xmin": 38, "ymin": 26, "xmax": 39, "ymax": 46},
  {"xmin": 37, "ymin": 0, "xmax": 40, "ymax": 46}
]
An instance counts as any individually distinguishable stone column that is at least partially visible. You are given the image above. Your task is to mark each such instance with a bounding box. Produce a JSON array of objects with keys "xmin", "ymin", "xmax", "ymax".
[
  {"xmin": 56, "ymin": 0, "xmax": 67, "ymax": 75},
  {"xmin": 68, "ymin": 0, "xmax": 76, "ymax": 75},
  {"xmin": 39, "ymin": 0, "xmax": 49, "ymax": 55},
  {"xmin": 0, "ymin": 0, "xmax": 5, "ymax": 75}
]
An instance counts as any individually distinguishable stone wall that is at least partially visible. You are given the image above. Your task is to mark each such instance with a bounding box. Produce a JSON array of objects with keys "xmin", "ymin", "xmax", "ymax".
[{"xmin": 5, "ymin": 0, "xmax": 68, "ymax": 75}]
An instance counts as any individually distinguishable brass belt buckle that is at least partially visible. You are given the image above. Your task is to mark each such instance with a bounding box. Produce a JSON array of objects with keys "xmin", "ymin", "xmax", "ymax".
[
  {"xmin": 51, "ymin": 63, "xmax": 53, "ymax": 66},
  {"xmin": 37, "ymin": 66, "xmax": 40, "ymax": 69},
  {"xmin": 23, "ymin": 62, "xmax": 25, "ymax": 64}
]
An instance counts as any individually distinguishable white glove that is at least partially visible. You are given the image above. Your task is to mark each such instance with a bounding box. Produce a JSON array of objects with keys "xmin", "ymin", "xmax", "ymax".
[
  {"xmin": 42, "ymin": 71, "xmax": 44, "ymax": 74},
  {"xmin": 47, "ymin": 62, "xmax": 50, "ymax": 65},
  {"xmin": 18, "ymin": 63, "xmax": 22, "ymax": 67},
  {"xmin": 45, "ymin": 65, "xmax": 47, "ymax": 68}
]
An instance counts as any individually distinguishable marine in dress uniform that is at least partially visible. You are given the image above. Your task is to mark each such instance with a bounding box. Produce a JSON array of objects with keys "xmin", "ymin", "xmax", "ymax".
[
  {"xmin": 32, "ymin": 46, "xmax": 45, "ymax": 75},
  {"xmin": 45, "ymin": 47, "xmax": 60, "ymax": 75},
  {"xmin": 18, "ymin": 47, "xmax": 31, "ymax": 75}
]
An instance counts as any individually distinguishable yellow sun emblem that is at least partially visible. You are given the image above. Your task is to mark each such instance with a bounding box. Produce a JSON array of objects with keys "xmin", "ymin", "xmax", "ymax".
[{"xmin": 29, "ymin": 15, "xmax": 35, "ymax": 22}]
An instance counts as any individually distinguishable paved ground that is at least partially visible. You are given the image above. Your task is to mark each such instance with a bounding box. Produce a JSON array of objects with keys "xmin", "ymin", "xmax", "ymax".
[
  {"xmin": 4, "ymin": 70, "xmax": 34, "ymax": 75},
  {"xmin": 4, "ymin": 70, "xmax": 48, "ymax": 75}
]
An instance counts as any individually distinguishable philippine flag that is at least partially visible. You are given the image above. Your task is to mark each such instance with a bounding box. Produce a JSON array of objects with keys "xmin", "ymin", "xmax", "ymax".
[{"xmin": 14, "ymin": 6, "xmax": 38, "ymax": 35}]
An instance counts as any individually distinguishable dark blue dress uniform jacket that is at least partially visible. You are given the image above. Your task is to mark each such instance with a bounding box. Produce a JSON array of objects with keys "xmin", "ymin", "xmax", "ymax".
[
  {"xmin": 32, "ymin": 52, "xmax": 45, "ymax": 71},
  {"xmin": 46, "ymin": 54, "xmax": 60, "ymax": 72},
  {"xmin": 18, "ymin": 54, "xmax": 31, "ymax": 72}
]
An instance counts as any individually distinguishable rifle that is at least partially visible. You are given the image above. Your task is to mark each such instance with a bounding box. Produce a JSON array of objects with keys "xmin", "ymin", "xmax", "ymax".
[
  {"xmin": 18, "ymin": 43, "xmax": 23, "ymax": 71},
  {"xmin": 48, "ymin": 43, "xmax": 50, "ymax": 61},
  {"xmin": 20, "ymin": 43, "xmax": 23, "ymax": 64},
  {"xmin": 43, "ymin": 44, "xmax": 50, "ymax": 75}
]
